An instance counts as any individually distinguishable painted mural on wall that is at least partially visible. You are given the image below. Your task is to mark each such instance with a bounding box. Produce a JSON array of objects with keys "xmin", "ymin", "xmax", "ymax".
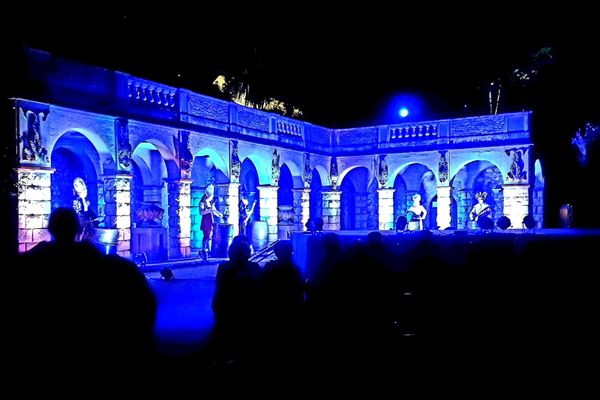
[
  {"xmin": 303, "ymin": 153, "xmax": 312, "ymax": 188},
  {"xmin": 116, "ymin": 118, "xmax": 132, "ymax": 171},
  {"xmin": 178, "ymin": 131, "xmax": 193, "ymax": 178},
  {"xmin": 374, "ymin": 154, "xmax": 389, "ymax": 187},
  {"xmin": 272, "ymin": 149, "xmax": 281, "ymax": 186},
  {"xmin": 21, "ymin": 110, "xmax": 48, "ymax": 163},
  {"xmin": 438, "ymin": 151, "xmax": 449, "ymax": 183},
  {"xmin": 506, "ymin": 148, "xmax": 527, "ymax": 181},
  {"xmin": 330, "ymin": 155, "xmax": 339, "ymax": 190},
  {"xmin": 230, "ymin": 140, "xmax": 241, "ymax": 181}
]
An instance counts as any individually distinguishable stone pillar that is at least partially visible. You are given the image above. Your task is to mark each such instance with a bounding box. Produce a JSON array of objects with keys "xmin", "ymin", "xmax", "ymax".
[
  {"xmin": 167, "ymin": 179, "xmax": 192, "ymax": 258},
  {"xmin": 455, "ymin": 190, "xmax": 472, "ymax": 229},
  {"xmin": 293, "ymin": 188, "xmax": 311, "ymax": 231},
  {"xmin": 492, "ymin": 187, "xmax": 503, "ymax": 222},
  {"xmin": 143, "ymin": 185, "xmax": 163, "ymax": 205},
  {"xmin": 503, "ymin": 184, "xmax": 530, "ymax": 229},
  {"xmin": 322, "ymin": 190, "xmax": 341, "ymax": 231},
  {"xmin": 532, "ymin": 187, "xmax": 544, "ymax": 228},
  {"xmin": 257, "ymin": 185, "xmax": 279, "ymax": 243},
  {"xmin": 354, "ymin": 192, "xmax": 368, "ymax": 230},
  {"xmin": 215, "ymin": 182, "xmax": 240, "ymax": 236},
  {"xmin": 103, "ymin": 174, "xmax": 132, "ymax": 258},
  {"xmin": 377, "ymin": 188, "xmax": 395, "ymax": 230},
  {"xmin": 17, "ymin": 167, "xmax": 53, "ymax": 252},
  {"xmin": 436, "ymin": 186, "xmax": 452, "ymax": 230}
]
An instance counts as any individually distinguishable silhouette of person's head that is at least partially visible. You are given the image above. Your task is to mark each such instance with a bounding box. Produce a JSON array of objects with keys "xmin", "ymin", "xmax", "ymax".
[
  {"xmin": 367, "ymin": 231, "xmax": 384, "ymax": 246},
  {"xmin": 396, "ymin": 215, "xmax": 408, "ymax": 231},
  {"xmin": 48, "ymin": 207, "xmax": 80, "ymax": 243},
  {"xmin": 274, "ymin": 240, "xmax": 293, "ymax": 262},
  {"xmin": 228, "ymin": 235, "xmax": 252, "ymax": 262}
]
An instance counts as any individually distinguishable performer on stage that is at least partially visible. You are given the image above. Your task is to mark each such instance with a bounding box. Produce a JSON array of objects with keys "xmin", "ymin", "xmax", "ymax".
[
  {"xmin": 407, "ymin": 193, "xmax": 427, "ymax": 231},
  {"xmin": 200, "ymin": 184, "xmax": 223, "ymax": 261},
  {"xmin": 469, "ymin": 191, "xmax": 492, "ymax": 227},
  {"xmin": 72, "ymin": 177, "xmax": 98, "ymax": 242},
  {"xmin": 238, "ymin": 193, "xmax": 256, "ymax": 237}
]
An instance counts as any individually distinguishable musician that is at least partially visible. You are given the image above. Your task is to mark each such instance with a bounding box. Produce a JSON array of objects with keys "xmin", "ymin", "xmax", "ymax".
[
  {"xmin": 238, "ymin": 194, "xmax": 256, "ymax": 237},
  {"xmin": 72, "ymin": 177, "xmax": 98, "ymax": 241},
  {"xmin": 200, "ymin": 184, "xmax": 223, "ymax": 261},
  {"xmin": 469, "ymin": 191, "xmax": 492, "ymax": 226},
  {"xmin": 407, "ymin": 193, "xmax": 427, "ymax": 231}
]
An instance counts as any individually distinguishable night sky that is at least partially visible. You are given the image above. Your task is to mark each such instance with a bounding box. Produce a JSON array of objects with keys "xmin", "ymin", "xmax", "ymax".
[{"xmin": 6, "ymin": 3, "xmax": 600, "ymax": 226}]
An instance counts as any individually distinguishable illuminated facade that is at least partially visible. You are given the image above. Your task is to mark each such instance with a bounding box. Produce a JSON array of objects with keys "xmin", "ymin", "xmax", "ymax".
[{"xmin": 12, "ymin": 49, "xmax": 544, "ymax": 259}]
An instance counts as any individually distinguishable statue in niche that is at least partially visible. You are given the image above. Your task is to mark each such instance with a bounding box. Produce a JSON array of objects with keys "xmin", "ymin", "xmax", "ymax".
[
  {"xmin": 272, "ymin": 149, "xmax": 281, "ymax": 186},
  {"xmin": 506, "ymin": 149, "xmax": 527, "ymax": 181},
  {"xmin": 135, "ymin": 204, "xmax": 165, "ymax": 227},
  {"xmin": 438, "ymin": 151, "xmax": 448, "ymax": 183},
  {"xmin": 230, "ymin": 140, "xmax": 241, "ymax": 180},
  {"xmin": 21, "ymin": 112, "xmax": 48, "ymax": 163},
  {"xmin": 116, "ymin": 119, "xmax": 132, "ymax": 170},
  {"xmin": 302, "ymin": 153, "xmax": 312, "ymax": 187},
  {"xmin": 374, "ymin": 154, "xmax": 388, "ymax": 187}
]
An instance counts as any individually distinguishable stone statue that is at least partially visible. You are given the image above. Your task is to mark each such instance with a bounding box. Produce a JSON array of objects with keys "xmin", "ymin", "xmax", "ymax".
[{"xmin": 136, "ymin": 204, "xmax": 165, "ymax": 227}]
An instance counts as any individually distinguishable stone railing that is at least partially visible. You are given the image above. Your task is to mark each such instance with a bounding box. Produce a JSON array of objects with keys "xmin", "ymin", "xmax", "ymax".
[
  {"xmin": 390, "ymin": 123, "xmax": 438, "ymax": 141},
  {"xmin": 126, "ymin": 77, "xmax": 177, "ymax": 108}
]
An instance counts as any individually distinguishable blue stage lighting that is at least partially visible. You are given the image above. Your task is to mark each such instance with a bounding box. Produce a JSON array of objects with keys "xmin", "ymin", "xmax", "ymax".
[{"xmin": 399, "ymin": 107, "xmax": 409, "ymax": 118}]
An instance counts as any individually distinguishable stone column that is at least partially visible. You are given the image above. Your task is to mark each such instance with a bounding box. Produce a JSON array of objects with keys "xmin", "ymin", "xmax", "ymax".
[
  {"xmin": 143, "ymin": 184, "xmax": 163, "ymax": 205},
  {"xmin": 17, "ymin": 167, "xmax": 53, "ymax": 252},
  {"xmin": 215, "ymin": 182, "xmax": 240, "ymax": 236},
  {"xmin": 103, "ymin": 174, "xmax": 132, "ymax": 258},
  {"xmin": 257, "ymin": 185, "xmax": 279, "ymax": 243},
  {"xmin": 492, "ymin": 187, "xmax": 503, "ymax": 222},
  {"xmin": 355, "ymin": 192, "xmax": 369, "ymax": 230},
  {"xmin": 532, "ymin": 187, "xmax": 544, "ymax": 228},
  {"xmin": 436, "ymin": 186, "xmax": 452, "ymax": 230},
  {"xmin": 377, "ymin": 188, "xmax": 395, "ymax": 230},
  {"xmin": 293, "ymin": 188, "xmax": 311, "ymax": 231},
  {"xmin": 167, "ymin": 179, "xmax": 192, "ymax": 258},
  {"xmin": 322, "ymin": 190, "xmax": 341, "ymax": 231},
  {"xmin": 455, "ymin": 190, "xmax": 472, "ymax": 229},
  {"xmin": 503, "ymin": 184, "xmax": 530, "ymax": 229}
]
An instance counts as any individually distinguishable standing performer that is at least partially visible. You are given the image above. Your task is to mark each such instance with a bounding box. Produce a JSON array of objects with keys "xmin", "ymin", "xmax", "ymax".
[
  {"xmin": 406, "ymin": 193, "xmax": 427, "ymax": 231},
  {"xmin": 72, "ymin": 177, "xmax": 98, "ymax": 241},
  {"xmin": 469, "ymin": 191, "xmax": 492, "ymax": 228},
  {"xmin": 200, "ymin": 184, "xmax": 223, "ymax": 261},
  {"xmin": 238, "ymin": 193, "xmax": 256, "ymax": 237}
]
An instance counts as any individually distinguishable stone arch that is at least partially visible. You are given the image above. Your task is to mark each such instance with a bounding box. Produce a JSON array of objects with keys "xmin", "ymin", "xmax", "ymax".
[
  {"xmin": 391, "ymin": 163, "xmax": 437, "ymax": 229},
  {"xmin": 279, "ymin": 158, "xmax": 304, "ymax": 188},
  {"xmin": 143, "ymin": 139, "xmax": 179, "ymax": 180},
  {"xmin": 310, "ymin": 168, "xmax": 323, "ymax": 222},
  {"xmin": 189, "ymin": 150, "xmax": 229, "ymax": 251},
  {"xmin": 195, "ymin": 147, "xmax": 229, "ymax": 180},
  {"xmin": 451, "ymin": 160, "xmax": 503, "ymax": 229},
  {"xmin": 240, "ymin": 158, "xmax": 261, "ymax": 223},
  {"xmin": 130, "ymin": 141, "xmax": 171, "ymax": 231},
  {"xmin": 50, "ymin": 128, "xmax": 114, "ymax": 173},
  {"xmin": 340, "ymin": 166, "xmax": 371, "ymax": 230},
  {"xmin": 338, "ymin": 162, "xmax": 372, "ymax": 190},
  {"xmin": 50, "ymin": 131, "xmax": 102, "ymax": 215},
  {"xmin": 278, "ymin": 163, "xmax": 294, "ymax": 226},
  {"xmin": 244, "ymin": 153, "xmax": 270, "ymax": 185}
]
